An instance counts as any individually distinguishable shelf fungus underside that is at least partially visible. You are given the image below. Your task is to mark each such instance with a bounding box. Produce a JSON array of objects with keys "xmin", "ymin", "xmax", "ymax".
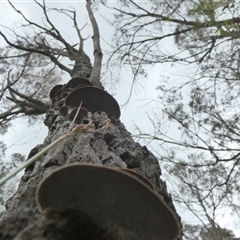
[
  {"xmin": 37, "ymin": 163, "xmax": 180, "ymax": 240},
  {"xmin": 65, "ymin": 86, "xmax": 120, "ymax": 118}
]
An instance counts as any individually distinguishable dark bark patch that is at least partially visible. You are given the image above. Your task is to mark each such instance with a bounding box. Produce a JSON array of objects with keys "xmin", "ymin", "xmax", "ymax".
[
  {"xmin": 120, "ymin": 151, "xmax": 140, "ymax": 168},
  {"xmin": 25, "ymin": 145, "xmax": 41, "ymax": 171},
  {"xmin": 43, "ymin": 158, "xmax": 62, "ymax": 169},
  {"xmin": 16, "ymin": 209, "xmax": 137, "ymax": 240},
  {"xmin": 103, "ymin": 133, "xmax": 116, "ymax": 145}
]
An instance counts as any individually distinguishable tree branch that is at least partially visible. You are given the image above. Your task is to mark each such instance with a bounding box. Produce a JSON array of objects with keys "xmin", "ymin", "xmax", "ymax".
[
  {"xmin": 86, "ymin": 0, "xmax": 103, "ymax": 88},
  {"xmin": 0, "ymin": 31, "xmax": 72, "ymax": 74},
  {"xmin": 8, "ymin": 86, "xmax": 49, "ymax": 110}
]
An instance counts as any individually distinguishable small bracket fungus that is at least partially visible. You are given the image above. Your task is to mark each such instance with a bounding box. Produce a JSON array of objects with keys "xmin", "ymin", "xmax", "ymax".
[
  {"xmin": 36, "ymin": 163, "xmax": 180, "ymax": 240},
  {"xmin": 56, "ymin": 88, "xmax": 63, "ymax": 99},
  {"xmin": 68, "ymin": 108, "xmax": 89, "ymax": 123},
  {"xmin": 59, "ymin": 105, "xmax": 69, "ymax": 116},
  {"xmin": 49, "ymin": 85, "xmax": 63, "ymax": 100},
  {"xmin": 51, "ymin": 98, "xmax": 57, "ymax": 104},
  {"xmin": 65, "ymin": 87, "xmax": 121, "ymax": 118},
  {"xmin": 66, "ymin": 77, "xmax": 93, "ymax": 88},
  {"xmin": 74, "ymin": 84, "xmax": 90, "ymax": 89}
]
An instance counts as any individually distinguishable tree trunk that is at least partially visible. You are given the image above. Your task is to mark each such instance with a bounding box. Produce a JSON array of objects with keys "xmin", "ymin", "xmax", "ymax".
[{"xmin": 0, "ymin": 56, "xmax": 181, "ymax": 240}]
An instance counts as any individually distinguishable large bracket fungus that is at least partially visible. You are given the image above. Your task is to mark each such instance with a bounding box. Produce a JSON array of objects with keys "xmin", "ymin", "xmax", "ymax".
[
  {"xmin": 117, "ymin": 168, "xmax": 154, "ymax": 191},
  {"xmin": 36, "ymin": 163, "xmax": 180, "ymax": 240}
]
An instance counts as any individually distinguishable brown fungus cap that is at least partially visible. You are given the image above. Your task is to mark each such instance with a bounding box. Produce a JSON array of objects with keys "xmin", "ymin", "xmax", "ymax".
[
  {"xmin": 59, "ymin": 105, "xmax": 69, "ymax": 116},
  {"xmin": 68, "ymin": 108, "xmax": 89, "ymax": 123},
  {"xmin": 49, "ymin": 84, "xmax": 63, "ymax": 100},
  {"xmin": 65, "ymin": 87, "xmax": 120, "ymax": 118},
  {"xmin": 117, "ymin": 168, "xmax": 154, "ymax": 191},
  {"xmin": 74, "ymin": 84, "xmax": 90, "ymax": 89},
  {"xmin": 66, "ymin": 77, "xmax": 93, "ymax": 88},
  {"xmin": 51, "ymin": 98, "xmax": 57, "ymax": 104},
  {"xmin": 56, "ymin": 88, "xmax": 63, "ymax": 99},
  {"xmin": 36, "ymin": 163, "xmax": 180, "ymax": 240}
]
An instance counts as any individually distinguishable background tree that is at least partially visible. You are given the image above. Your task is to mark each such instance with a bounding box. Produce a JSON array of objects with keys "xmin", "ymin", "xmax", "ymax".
[
  {"xmin": 0, "ymin": 1, "xmax": 180, "ymax": 239},
  {"xmin": 183, "ymin": 223, "xmax": 237, "ymax": 240},
  {"xmin": 0, "ymin": 147, "xmax": 24, "ymax": 216},
  {"xmin": 0, "ymin": 47, "xmax": 60, "ymax": 134},
  {"xmin": 105, "ymin": 0, "xmax": 240, "ymax": 238},
  {"xmin": 0, "ymin": 139, "xmax": 25, "ymax": 215}
]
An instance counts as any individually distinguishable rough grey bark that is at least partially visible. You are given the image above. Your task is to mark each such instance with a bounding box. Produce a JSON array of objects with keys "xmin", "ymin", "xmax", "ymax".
[{"xmin": 71, "ymin": 52, "xmax": 92, "ymax": 79}]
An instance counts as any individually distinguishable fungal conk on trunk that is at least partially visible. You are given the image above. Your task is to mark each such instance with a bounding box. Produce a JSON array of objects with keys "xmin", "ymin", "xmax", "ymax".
[{"xmin": 36, "ymin": 163, "xmax": 180, "ymax": 240}]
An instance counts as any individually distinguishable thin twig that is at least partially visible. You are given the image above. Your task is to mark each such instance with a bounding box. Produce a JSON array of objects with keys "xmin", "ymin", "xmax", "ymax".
[{"xmin": 68, "ymin": 100, "xmax": 83, "ymax": 132}]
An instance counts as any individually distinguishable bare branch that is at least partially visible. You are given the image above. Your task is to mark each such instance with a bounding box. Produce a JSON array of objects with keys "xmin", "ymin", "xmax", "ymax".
[
  {"xmin": 0, "ymin": 30, "xmax": 72, "ymax": 74},
  {"xmin": 8, "ymin": 86, "xmax": 49, "ymax": 110},
  {"xmin": 86, "ymin": 0, "xmax": 103, "ymax": 88}
]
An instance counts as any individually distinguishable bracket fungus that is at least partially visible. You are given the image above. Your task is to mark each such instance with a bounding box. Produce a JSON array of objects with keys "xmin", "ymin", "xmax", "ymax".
[
  {"xmin": 65, "ymin": 87, "xmax": 121, "ymax": 118},
  {"xmin": 66, "ymin": 77, "xmax": 93, "ymax": 88},
  {"xmin": 51, "ymin": 98, "xmax": 57, "ymax": 104},
  {"xmin": 59, "ymin": 105, "xmax": 69, "ymax": 116},
  {"xmin": 36, "ymin": 163, "xmax": 180, "ymax": 240},
  {"xmin": 56, "ymin": 88, "xmax": 64, "ymax": 99},
  {"xmin": 117, "ymin": 168, "xmax": 154, "ymax": 191},
  {"xmin": 49, "ymin": 84, "xmax": 63, "ymax": 100},
  {"xmin": 68, "ymin": 108, "xmax": 89, "ymax": 123},
  {"xmin": 74, "ymin": 84, "xmax": 90, "ymax": 89}
]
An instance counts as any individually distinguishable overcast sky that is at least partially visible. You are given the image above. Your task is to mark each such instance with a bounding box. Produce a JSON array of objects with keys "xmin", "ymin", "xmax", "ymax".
[{"xmin": 0, "ymin": 1, "xmax": 239, "ymax": 237}]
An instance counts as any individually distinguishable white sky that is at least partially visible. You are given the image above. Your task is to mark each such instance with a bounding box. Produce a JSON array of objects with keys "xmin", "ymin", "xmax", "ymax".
[{"xmin": 0, "ymin": 1, "xmax": 239, "ymax": 238}]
